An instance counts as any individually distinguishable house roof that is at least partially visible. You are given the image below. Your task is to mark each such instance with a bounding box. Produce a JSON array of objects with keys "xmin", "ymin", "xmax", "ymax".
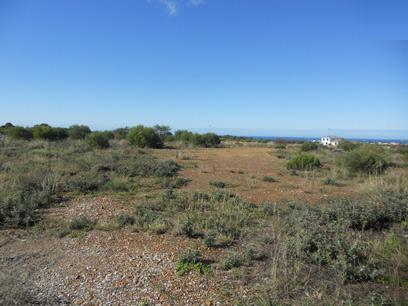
[{"xmin": 322, "ymin": 135, "xmax": 343, "ymax": 140}]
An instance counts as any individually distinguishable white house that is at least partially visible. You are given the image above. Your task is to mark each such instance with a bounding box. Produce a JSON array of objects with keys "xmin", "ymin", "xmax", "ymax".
[{"xmin": 320, "ymin": 136, "xmax": 342, "ymax": 146}]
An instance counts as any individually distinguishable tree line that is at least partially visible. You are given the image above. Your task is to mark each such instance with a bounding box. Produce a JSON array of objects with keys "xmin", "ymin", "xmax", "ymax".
[{"xmin": 0, "ymin": 123, "xmax": 221, "ymax": 149}]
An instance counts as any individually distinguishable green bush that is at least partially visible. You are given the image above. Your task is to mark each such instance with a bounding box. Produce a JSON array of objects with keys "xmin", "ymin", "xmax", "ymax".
[
  {"xmin": 85, "ymin": 132, "xmax": 110, "ymax": 149},
  {"xmin": 339, "ymin": 146, "xmax": 388, "ymax": 175},
  {"xmin": 127, "ymin": 125, "xmax": 163, "ymax": 148},
  {"xmin": 4, "ymin": 126, "xmax": 33, "ymax": 140},
  {"xmin": 67, "ymin": 125, "xmax": 91, "ymax": 140},
  {"xmin": 0, "ymin": 172, "xmax": 62, "ymax": 228},
  {"xmin": 128, "ymin": 156, "xmax": 179, "ymax": 178},
  {"xmin": 300, "ymin": 142, "xmax": 318, "ymax": 152},
  {"xmin": 153, "ymin": 125, "xmax": 172, "ymax": 141},
  {"xmin": 283, "ymin": 206, "xmax": 380, "ymax": 282},
  {"xmin": 116, "ymin": 212, "xmax": 135, "ymax": 227},
  {"xmin": 282, "ymin": 192, "xmax": 408, "ymax": 283},
  {"xmin": 221, "ymin": 252, "xmax": 244, "ymax": 270},
  {"xmin": 32, "ymin": 124, "xmax": 68, "ymax": 141},
  {"xmin": 274, "ymin": 143, "xmax": 286, "ymax": 150},
  {"xmin": 113, "ymin": 128, "xmax": 129, "ymax": 140},
  {"xmin": 174, "ymin": 130, "xmax": 195, "ymax": 143},
  {"xmin": 194, "ymin": 133, "xmax": 221, "ymax": 148},
  {"xmin": 262, "ymin": 176, "xmax": 276, "ymax": 182},
  {"xmin": 176, "ymin": 248, "xmax": 210, "ymax": 276},
  {"xmin": 154, "ymin": 160, "xmax": 180, "ymax": 177},
  {"xmin": 174, "ymin": 130, "xmax": 220, "ymax": 147},
  {"xmin": 203, "ymin": 230, "xmax": 217, "ymax": 247},
  {"xmin": 0, "ymin": 193, "xmax": 38, "ymax": 228},
  {"xmin": 323, "ymin": 177, "xmax": 337, "ymax": 185},
  {"xmin": 133, "ymin": 204, "xmax": 162, "ymax": 230},
  {"xmin": 338, "ymin": 140, "xmax": 358, "ymax": 151},
  {"xmin": 65, "ymin": 172, "xmax": 109, "ymax": 193},
  {"xmin": 69, "ymin": 215, "xmax": 95, "ymax": 231},
  {"xmin": 287, "ymin": 154, "xmax": 322, "ymax": 171},
  {"xmin": 178, "ymin": 218, "xmax": 195, "ymax": 237},
  {"xmin": 209, "ymin": 180, "xmax": 228, "ymax": 188}
]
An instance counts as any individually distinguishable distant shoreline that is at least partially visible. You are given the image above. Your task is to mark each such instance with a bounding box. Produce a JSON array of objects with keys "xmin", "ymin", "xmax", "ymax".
[{"xmin": 248, "ymin": 136, "xmax": 408, "ymax": 144}]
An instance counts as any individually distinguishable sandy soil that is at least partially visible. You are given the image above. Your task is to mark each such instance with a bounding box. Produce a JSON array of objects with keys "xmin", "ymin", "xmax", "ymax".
[
  {"xmin": 0, "ymin": 146, "xmax": 363, "ymax": 304},
  {"xmin": 155, "ymin": 147, "xmax": 356, "ymax": 204}
]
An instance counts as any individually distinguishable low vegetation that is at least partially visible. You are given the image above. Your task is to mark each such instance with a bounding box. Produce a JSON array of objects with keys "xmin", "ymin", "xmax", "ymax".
[
  {"xmin": 287, "ymin": 153, "xmax": 322, "ymax": 170},
  {"xmin": 1, "ymin": 122, "xmax": 407, "ymax": 304},
  {"xmin": 338, "ymin": 145, "xmax": 388, "ymax": 175}
]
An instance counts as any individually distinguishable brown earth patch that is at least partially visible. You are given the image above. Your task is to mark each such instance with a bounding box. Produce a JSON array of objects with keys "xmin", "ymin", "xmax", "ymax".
[{"xmin": 154, "ymin": 147, "xmax": 356, "ymax": 204}]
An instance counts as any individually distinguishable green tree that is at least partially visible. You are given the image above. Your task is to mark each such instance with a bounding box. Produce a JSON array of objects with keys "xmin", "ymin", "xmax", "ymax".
[
  {"xmin": 4, "ymin": 126, "xmax": 33, "ymax": 140},
  {"xmin": 300, "ymin": 142, "xmax": 318, "ymax": 152},
  {"xmin": 113, "ymin": 128, "xmax": 129, "ymax": 140},
  {"xmin": 85, "ymin": 132, "xmax": 110, "ymax": 149},
  {"xmin": 32, "ymin": 124, "xmax": 68, "ymax": 141},
  {"xmin": 338, "ymin": 140, "xmax": 358, "ymax": 152},
  {"xmin": 67, "ymin": 125, "xmax": 91, "ymax": 140},
  {"xmin": 127, "ymin": 125, "xmax": 163, "ymax": 148},
  {"xmin": 287, "ymin": 154, "xmax": 322, "ymax": 171},
  {"xmin": 153, "ymin": 125, "xmax": 172, "ymax": 141}
]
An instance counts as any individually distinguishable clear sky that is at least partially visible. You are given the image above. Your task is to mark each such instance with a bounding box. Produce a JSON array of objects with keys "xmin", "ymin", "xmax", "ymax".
[{"xmin": 0, "ymin": 0, "xmax": 407, "ymax": 138}]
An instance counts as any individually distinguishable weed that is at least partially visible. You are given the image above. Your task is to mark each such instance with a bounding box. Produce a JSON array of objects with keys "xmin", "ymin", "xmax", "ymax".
[
  {"xmin": 176, "ymin": 248, "xmax": 210, "ymax": 276},
  {"xmin": 262, "ymin": 176, "xmax": 276, "ymax": 182},
  {"xmin": 287, "ymin": 154, "xmax": 322, "ymax": 171},
  {"xmin": 116, "ymin": 212, "xmax": 135, "ymax": 227},
  {"xmin": 210, "ymin": 180, "xmax": 228, "ymax": 188}
]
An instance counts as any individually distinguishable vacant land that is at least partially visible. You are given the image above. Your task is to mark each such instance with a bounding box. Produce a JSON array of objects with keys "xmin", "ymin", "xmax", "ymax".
[
  {"xmin": 155, "ymin": 146, "xmax": 357, "ymax": 204},
  {"xmin": 0, "ymin": 137, "xmax": 407, "ymax": 305}
]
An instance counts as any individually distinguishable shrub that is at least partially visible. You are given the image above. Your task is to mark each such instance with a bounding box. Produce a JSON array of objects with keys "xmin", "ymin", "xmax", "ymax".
[
  {"xmin": 67, "ymin": 125, "xmax": 91, "ymax": 140},
  {"xmin": 339, "ymin": 146, "xmax": 388, "ymax": 175},
  {"xmin": 333, "ymin": 194, "xmax": 408, "ymax": 231},
  {"xmin": 174, "ymin": 130, "xmax": 195, "ymax": 143},
  {"xmin": 287, "ymin": 154, "xmax": 322, "ymax": 171},
  {"xmin": 65, "ymin": 172, "xmax": 109, "ymax": 193},
  {"xmin": 209, "ymin": 181, "xmax": 228, "ymax": 188},
  {"xmin": 85, "ymin": 132, "xmax": 110, "ymax": 149},
  {"xmin": 32, "ymin": 124, "xmax": 68, "ymax": 141},
  {"xmin": 162, "ymin": 177, "xmax": 190, "ymax": 189},
  {"xmin": 176, "ymin": 248, "xmax": 210, "ymax": 275},
  {"xmin": 338, "ymin": 140, "xmax": 358, "ymax": 151},
  {"xmin": 262, "ymin": 176, "xmax": 276, "ymax": 182},
  {"xmin": 300, "ymin": 142, "xmax": 318, "ymax": 152},
  {"xmin": 193, "ymin": 192, "xmax": 209, "ymax": 201},
  {"xmin": 128, "ymin": 156, "xmax": 179, "ymax": 178},
  {"xmin": 127, "ymin": 125, "xmax": 163, "ymax": 148},
  {"xmin": 283, "ymin": 206, "xmax": 380, "ymax": 282},
  {"xmin": 154, "ymin": 160, "xmax": 180, "ymax": 177},
  {"xmin": 204, "ymin": 230, "xmax": 217, "ymax": 247},
  {"xmin": 0, "ymin": 172, "xmax": 62, "ymax": 228},
  {"xmin": 221, "ymin": 252, "xmax": 244, "ymax": 270},
  {"xmin": 260, "ymin": 202, "xmax": 277, "ymax": 216},
  {"xmin": 0, "ymin": 193, "xmax": 38, "ymax": 228},
  {"xmin": 133, "ymin": 204, "xmax": 162, "ymax": 230},
  {"xmin": 153, "ymin": 125, "xmax": 172, "ymax": 141},
  {"xmin": 194, "ymin": 133, "xmax": 221, "ymax": 148},
  {"xmin": 113, "ymin": 128, "xmax": 129, "ymax": 140},
  {"xmin": 69, "ymin": 215, "xmax": 95, "ymax": 231},
  {"xmin": 116, "ymin": 212, "xmax": 135, "ymax": 227},
  {"xmin": 174, "ymin": 130, "xmax": 220, "ymax": 147},
  {"xmin": 274, "ymin": 143, "xmax": 286, "ymax": 150},
  {"xmin": 178, "ymin": 218, "xmax": 195, "ymax": 237},
  {"xmin": 4, "ymin": 126, "xmax": 33, "ymax": 140},
  {"xmin": 323, "ymin": 177, "xmax": 337, "ymax": 185}
]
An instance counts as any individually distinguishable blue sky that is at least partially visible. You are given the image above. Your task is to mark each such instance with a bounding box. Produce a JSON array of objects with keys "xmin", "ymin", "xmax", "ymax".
[{"xmin": 0, "ymin": 0, "xmax": 407, "ymax": 138}]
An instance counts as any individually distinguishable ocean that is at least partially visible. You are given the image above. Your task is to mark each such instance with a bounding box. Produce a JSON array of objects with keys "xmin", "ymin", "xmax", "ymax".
[{"xmin": 251, "ymin": 136, "xmax": 408, "ymax": 144}]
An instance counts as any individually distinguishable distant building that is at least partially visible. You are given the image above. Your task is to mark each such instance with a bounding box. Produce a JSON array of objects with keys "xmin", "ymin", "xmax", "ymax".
[{"xmin": 320, "ymin": 136, "xmax": 343, "ymax": 146}]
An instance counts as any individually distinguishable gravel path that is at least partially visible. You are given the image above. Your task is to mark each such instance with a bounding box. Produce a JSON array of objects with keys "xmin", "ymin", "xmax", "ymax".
[{"xmin": 0, "ymin": 197, "xmax": 226, "ymax": 305}]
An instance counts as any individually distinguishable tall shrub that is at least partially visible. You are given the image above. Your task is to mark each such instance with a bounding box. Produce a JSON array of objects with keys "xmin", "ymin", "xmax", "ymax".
[{"xmin": 127, "ymin": 125, "xmax": 163, "ymax": 148}]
